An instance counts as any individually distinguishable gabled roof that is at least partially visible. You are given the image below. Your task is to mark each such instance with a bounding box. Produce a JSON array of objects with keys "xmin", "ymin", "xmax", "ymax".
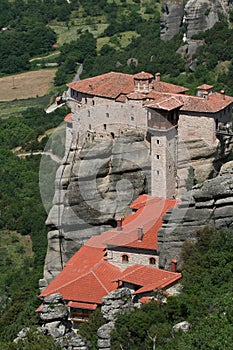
[
  {"xmin": 86, "ymin": 196, "xmax": 177, "ymax": 250},
  {"xmin": 67, "ymin": 72, "xmax": 134, "ymax": 99},
  {"xmin": 178, "ymin": 92, "xmax": 233, "ymax": 113},
  {"xmin": 152, "ymin": 81, "xmax": 189, "ymax": 94},
  {"xmin": 197, "ymin": 84, "xmax": 213, "ymax": 90},
  {"xmin": 145, "ymin": 95, "xmax": 184, "ymax": 111},
  {"xmin": 145, "ymin": 91, "xmax": 233, "ymax": 114},
  {"xmin": 119, "ymin": 264, "xmax": 182, "ymax": 294},
  {"xmin": 40, "ymin": 245, "xmax": 120, "ymax": 304}
]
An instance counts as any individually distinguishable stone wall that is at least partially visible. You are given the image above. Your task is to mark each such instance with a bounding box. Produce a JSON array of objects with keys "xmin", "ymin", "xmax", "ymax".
[{"xmin": 106, "ymin": 249, "xmax": 159, "ymax": 268}]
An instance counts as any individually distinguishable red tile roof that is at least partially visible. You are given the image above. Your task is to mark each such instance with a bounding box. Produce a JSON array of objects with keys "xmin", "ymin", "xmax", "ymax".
[
  {"xmin": 197, "ymin": 84, "xmax": 213, "ymax": 90},
  {"xmin": 119, "ymin": 264, "xmax": 182, "ymax": 294},
  {"xmin": 134, "ymin": 71, "xmax": 153, "ymax": 80},
  {"xmin": 178, "ymin": 92, "xmax": 233, "ymax": 113},
  {"xmin": 152, "ymin": 81, "xmax": 189, "ymax": 94},
  {"xmin": 68, "ymin": 301, "xmax": 97, "ymax": 310},
  {"xmin": 106, "ymin": 196, "xmax": 177, "ymax": 250},
  {"xmin": 40, "ymin": 195, "xmax": 179, "ymax": 306},
  {"xmin": 66, "ymin": 70, "xmax": 232, "ymax": 114},
  {"xmin": 145, "ymin": 95, "xmax": 183, "ymax": 111},
  {"xmin": 40, "ymin": 245, "xmax": 120, "ymax": 304},
  {"xmin": 145, "ymin": 91, "xmax": 233, "ymax": 114},
  {"xmin": 67, "ymin": 72, "xmax": 134, "ymax": 99},
  {"xmin": 64, "ymin": 112, "xmax": 73, "ymax": 123},
  {"xmin": 127, "ymin": 92, "xmax": 148, "ymax": 100}
]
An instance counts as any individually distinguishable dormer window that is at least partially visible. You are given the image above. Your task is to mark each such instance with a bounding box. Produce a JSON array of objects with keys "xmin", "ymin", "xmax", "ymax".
[{"xmin": 122, "ymin": 254, "xmax": 129, "ymax": 263}]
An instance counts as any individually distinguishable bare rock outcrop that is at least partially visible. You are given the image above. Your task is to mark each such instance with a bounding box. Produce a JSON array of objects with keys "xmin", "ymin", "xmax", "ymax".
[
  {"xmin": 161, "ymin": 0, "xmax": 233, "ymax": 41},
  {"xmin": 98, "ymin": 288, "xmax": 134, "ymax": 350},
  {"xmin": 160, "ymin": 0, "xmax": 184, "ymax": 41},
  {"xmin": 41, "ymin": 130, "xmax": 150, "ymax": 286},
  {"xmin": 158, "ymin": 162, "xmax": 233, "ymax": 270}
]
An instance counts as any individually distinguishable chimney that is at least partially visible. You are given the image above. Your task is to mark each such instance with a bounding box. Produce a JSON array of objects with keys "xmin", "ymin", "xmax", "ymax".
[
  {"xmin": 171, "ymin": 258, "xmax": 177, "ymax": 273},
  {"xmin": 155, "ymin": 72, "xmax": 160, "ymax": 82},
  {"xmin": 117, "ymin": 217, "xmax": 123, "ymax": 231},
  {"xmin": 137, "ymin": 227, "xmax": 143, "ymax": 241},
  {"xmin": 220, "ymin": 90, "xmax": 225, "ymax": 100}
]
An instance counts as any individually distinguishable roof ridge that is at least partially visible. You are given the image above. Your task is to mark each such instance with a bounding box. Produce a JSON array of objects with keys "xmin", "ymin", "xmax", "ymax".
[{"xmin": 91, "ymin": 269, "xmax": 109, "ymax": 294}]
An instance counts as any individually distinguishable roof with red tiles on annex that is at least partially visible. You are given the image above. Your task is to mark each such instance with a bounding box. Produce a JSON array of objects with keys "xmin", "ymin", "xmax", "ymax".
[
  {"xmin": 64, "ymin": 112, "xmax": 73, "ymax": 123},
  {"xmin": 145, "ymin": 95, "xmax": 184, "ymax": 111},
  {"xmin": 86, "ymin": 195, "xmax": 178, "ymax": 250},
  {"xmin": 145, "ymin": 90, "xmax": 233, "ymax": 114},
  {"xmin": 118, "ymin": 264, "xmax": 182, "ymax": 294},
  {"xmin": 40, "ymin": 245, "xmax": 121, "ymax": 304},
  {"xmin": 67, "ymin": 72, "xmax": 134, "ymax": 99},
  {"xmin": 197, "ymin": 84, "xmax": 214, "ymax": 90}
]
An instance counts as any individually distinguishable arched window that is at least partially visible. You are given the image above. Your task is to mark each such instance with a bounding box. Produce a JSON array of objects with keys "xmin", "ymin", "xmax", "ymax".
[
  {"xmin": 122, "ymin": 254, "xmax": 129, "ymax": 263},
  {"xmin": 149, "ymin": 257, "xmax": 156, "ymax": 265}
]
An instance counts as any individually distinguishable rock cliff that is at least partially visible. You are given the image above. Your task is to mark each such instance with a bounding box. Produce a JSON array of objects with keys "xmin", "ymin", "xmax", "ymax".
[
  {"xmin": 161, "ymin": 0, "xmax": 233, "ymax": 41},
  {"xmin": 40, "ymin": 124, "xmax": 233, "ymax": 287},
  {"xmin": 158, "ymin": 161, "xmax": 233, "ymax": 270},
  {"xmin": 41, "ymin": 129, "xmax": 151, "ymax": 286}
]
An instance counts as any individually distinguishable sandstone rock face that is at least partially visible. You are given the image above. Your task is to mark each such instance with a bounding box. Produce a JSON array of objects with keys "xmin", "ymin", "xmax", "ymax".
[
  {"xmin": 158, "ymin": 163, "xmax": 233, "ymax": 270},
  {"xmin": 160, "ymin": 0, "xmax": 184, "ymax": 41},
  {"xmin": 101, "ymin": 288, "xmax": 134, "ymax": 322},
  {"xmin": 38, "ymin": 293, "xmax": 88, "ymax": 350},
  {"xmin": 184, "ymin": 0, "xmax": 223, "ymax": 39},
  {"xmin": 98, "ymin": 288, "xmax": 134, "ymax": 350},
  {"xmin": 161, "ymin": 0, "xmax": 233, "ymax": 41},
  {"xmin": 42, "ymin": 130, "xmax": 151, "ymax": 285}
]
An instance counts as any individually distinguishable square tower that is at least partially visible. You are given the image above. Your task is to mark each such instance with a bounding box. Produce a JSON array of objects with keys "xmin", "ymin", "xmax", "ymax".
[{"xmin": 150, "ymin": 127, "xmax": 178, "ymax": 198}]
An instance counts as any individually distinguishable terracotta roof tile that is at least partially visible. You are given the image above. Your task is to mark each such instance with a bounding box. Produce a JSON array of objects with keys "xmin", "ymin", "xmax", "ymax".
[
  {"xmin": 86, "ymin": 196, "xmax": 177, "ymax": 250},
  {"xmin": 145, "ymin": 95, "xmax": 183, "ymax": 111},
  {"xmin": 127, "ymin": 92, "xmax": 148, "ymax": 100},
  {"xmin": 40, "ymin": 248, "xmax": 120, "ymax": 304},
  {"xmin": 67, "ymin": 72, "xmax": 134, "ymax": 99},
  {"xmin": 119, "ymin": 264, "xmax": 182, "ymax": 293},
  {"xmin": 134, "ymin": 71, "xmax": 153, "ymax": 80},
  {"xmin": 197, "ymin": 84, "xmax": 213, "ymax": 90},
  {"xmin": 152, "ymin": 81, "xmax": 189, "ymax": 94},
  {"xmin": 67, "ymin": 301, "xmax": 97, "ymax": 310},
  {"xmin": 64, "ymin": 113, "xmax": 73, "ymax": 123}
]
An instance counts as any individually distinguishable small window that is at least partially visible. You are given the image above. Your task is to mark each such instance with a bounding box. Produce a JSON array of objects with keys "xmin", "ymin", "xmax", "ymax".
[
  {"xmin": 85, "ymin": 97, "xmax": 87, "ymax": 104},
  {"xmin": 157, "ymin": 170, "xmax": 160, "ymax": 175},
  {"xmin": 149, "ymin": 257, "xmax": 156, "ymax": 265},
  {"xmin": 92, "ymin": 100, "xmax": 95, "ymax": 106},
  {"xmin": 104, "ymin": 124, "xmax": 106, "ymax": 130},
  {"xmin": 157, "ymin": 139, "xmax": 160, "ymax": 144},
  {"xmin": 131, "ymin": 116, "xmax": 134, "ymax": 121},
  {"xmin": 157, "ymin": 154, "xmax": 160, "ymax": 159},
  {"xmin": 87, "ymin": 110, "xmax": 90, "ymax": 117},
  {"xmin": 122, "ymin": 254, "xmax": 129, "ymax": 263},
  {"xmin": 106, "ymin": 113, "xmax": 109, "ymax": 118},
  {"xmin": 89, "ymin": 124, "xmax": 91, "ymax": 130}
]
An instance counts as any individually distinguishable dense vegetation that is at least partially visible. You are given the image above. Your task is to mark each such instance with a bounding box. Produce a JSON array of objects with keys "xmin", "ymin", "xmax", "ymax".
[
  {"xmin": 0, "ymin": 103, "xmax": 66, "ymax": 346},
  {"xmin": 79, "ymin": 227, "xmax": 233, "ymax": 350},
  {"xmin": 1, "ymin": 0, "xmax": 233, "ymax": 348}
]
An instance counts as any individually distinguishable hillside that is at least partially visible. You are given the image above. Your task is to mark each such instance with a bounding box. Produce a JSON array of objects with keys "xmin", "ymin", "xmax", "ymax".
[{"xmin": 0, "ymin": 0, "xmax": 233, "ymax": 349}]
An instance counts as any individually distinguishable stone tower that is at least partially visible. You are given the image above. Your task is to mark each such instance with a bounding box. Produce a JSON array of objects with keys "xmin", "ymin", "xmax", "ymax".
[{"xmin": 150, "ymin": 126, "xmax": 178, "ymax": 198}]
